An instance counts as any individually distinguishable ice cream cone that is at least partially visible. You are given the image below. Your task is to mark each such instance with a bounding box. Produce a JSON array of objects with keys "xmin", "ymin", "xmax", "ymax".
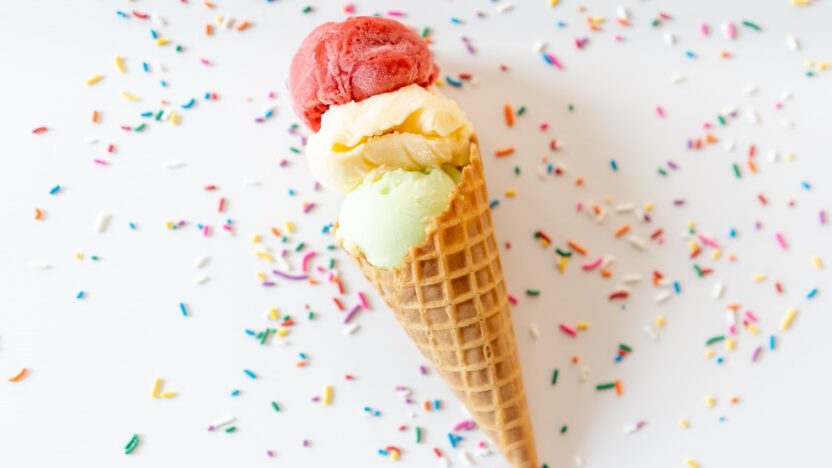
[{"xmin": 340, "ymin": 138, "xmax": 538, "ymax": 467}]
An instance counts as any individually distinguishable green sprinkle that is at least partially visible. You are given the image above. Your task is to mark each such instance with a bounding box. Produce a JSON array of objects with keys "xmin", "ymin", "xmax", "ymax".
[
  {"xmin": 91, "ymin": 255, "xmax": 100, "ymax": 261},
  {"xmin": 651, "ymin": 18, "xmax": 661, "ymax": 27},
  {"xmin": 555, "ymin": 248, "xmax": 572, "ymax": 257},
  {"xmin": 658, "ymin": 168, "xmax": 667, "ymax": 176},
  {"xmin": 619, "ymin": 344, "xmax": 633, "ymax": 353},
  {"xmin": 294, "ymin": 242, "xmax": 305, "ymax": 252},
  {"xmin": 560, "ymin": 425, "xmax": 568, "ymax": 434},
  {"xmin": 175, "ymin": 44, "xmax": 183, "ymax": 53},
  {"xmin": 225, "ymin": 426, "xmax": 237, "ymax": 433},
  {"xmin": 415, "ymin": 426, "xmax": 422, "ymax": 443},
  {"xmin": 596, "ymin": 382, "xmax": 616, "ymax": 391},
  {"xmin": 551, "ymin": 368, "xmax": 559, "ymax": 385},
  {"xmin": 514, "ymin": 166, "xmax": 521, "ymax": 175},
  {"xmin": 694, "ymin": 264, "xmax": 703, "ymax": 277},
  {"xmin": 567, "ymin": 104, "xmax": 574, "ymax": 112},
  {"xmin": 718, "ymin": 115, "xmax": 726, "ymax": 126},
  {"xmin": 741, "ymin": 20, "xmax": 761, "ymax": 31},
  {"xmin": 271, "ymin": 401, "xmax": 281, "ymax": 412},
  {"xmin": 124, "ymin": 434, "xmax": 139, "ymax": 455},
  {"xmin": 259, "ymin": 329, "xmax": 271, "ymax": 345},
  {"xmin": 329, "ymin": 258, "xmax": 335, "ymax": 268},
  {"xmin": 308, "ymin": 311, "xmax": 315, "ymax": 320},
  {"xmin": 302, "ymin": 6, "xmax": 313, "ymax": 13},
  {"xmin": 517, "ymin": 106, "xmax": 526, "ymax": 116},
  {"xmin": 155, "ymin": 110, "xmax": 164, "ymax": 121},
  {"xmin": 705, "ymin": 335, "xmax": 726, "ymax": 346},
  {"xmin": 289, "ymin": 147, "xmax": 301, "ymax": 154},
  {"xmin": 134, "ymin": 123, "xmax": 146, "ymax": 132},
  {"xmin": 421, "ymin": 27, "xmax": 430, "ymax": 38},
  {"xmin": 733, "ymin": 163, "xmax": 742, "ymax": 178},
  {"xmin": 526, "ymin": 289, "xmax": 540, "ymax": 296}
]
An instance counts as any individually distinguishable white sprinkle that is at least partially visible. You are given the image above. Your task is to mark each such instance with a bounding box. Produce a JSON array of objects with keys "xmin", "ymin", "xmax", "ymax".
[
  {"xmin": 579, "ymin": 365, "xmax": 590, "ymax": 383},
  {"xmin": 474, "ymin": 446, "xmax": 493, "ymax": 457},
  {"xmin": 84, "ymin": 137, "xmax": 100, "ymax": 145},
  {"xmin": 787, "ymin": 35, "xmax": 800, "ymax": 51},
  {"xmin": 193, "ymin": 275, "xmax": 210, "ymax": 285},
  {"xmin": 95, "ymin": 213, "xmax": 111, "ymax": 233},
  {"xmin": 622, "ymin": 274, "xmax": 642, "ymax": 284},
  {"xmin": 628, "ymin": 236, "xmax": 646, "ymax": 250},
  {"xmin": 528, "ymin": 323, "xmax": 540, "ymax": 339},
  {"xmin": 780, "ymin": 118, "xmax": 794, "ymax": 129},
  {"xmin": 654, "ymin": 290, "xmax": 672, "ymax": 304},
  {"xmin": 343, "ymin": 323, "xmax": 360, "ymax": 335},
  {"xmin": 438, "ymin": 455, "xmax": 450, "ymax": 467},
  {"xmin": 208, "ymin": 415, "xmax": 235, "ymax": 431},
  {"xmin": 743, "ymin": 83, "xmax": 758, "ymax": 95},
  {"xmin": 243, "ymin": 179, "xmax": 262, "ymax": 187},
  {"xmin": 616, "ymin": 6, "xmax": 629, "ymax": 20},
  {"xmin": 726, "ymin": 309, "xmax": 736, "ymax": 327},
  {"xmin": 615, "ymin": 203, "xmax": 635, "ymax": 213},
  {"xmin": 663, "ymin": 32, "xmax": 676, "ymax": 45},
  {"xmin": 747, "ymin": 110, "xmax": 759, "ymax": 125},
  {"xmin": 164, "ymin": 160, "xmax": 187, "ymax": 169},
  {"xmin": 193, "ymin": 255, "xmax": 210, "ymax": 268},
  {"xmin": 595, "ymin": 209, "xmax": 607, "ymax": 224},
  {"xmin": 532, "ymin": 40, "xmax": 547, "ymax": 53},
  {"xmin": 713, "ymin": 282, "xmax": 725, "ymax": 299},
  {"xmin": 458, "ymin": 449, "xmax": 474, "ymax": 466},
  {"xmin": 644, "ymin": 325, "xmax": 659, "ymax": 341},
  {"xmin": 724, "ymin": 140, "xmax": 736, "ymax": 151},
  {"xmin": 28, "ymin": 260, "xmax": 53, "ymax": 270},
  {"xmin": 223, "ymin": 16, "xmax": 235, "ymax": 29},
  {"xmin": 780, "ymin": 90, "xmax": 794, "ymax": 101},
  {"xmin": 669, "ymin": 73, "xmax": 686, "ymax": 84},
  {"xmin": 600, "ymin": 256, "xmax": 615, "ymax": 269},
  {"xmin": 769, "ymin": 150, "xmax": 779, "ymax": 162},
  {"xmin": 496, "ymin": 2, "xmax": 514, "ymax": 13},
  {"xmin": 152, "ymin": 15, "xmax": 167, "ymax": 26},
  {"xmin": 574, "ymin": 455, "xmax": 586, "ymax": 467}
]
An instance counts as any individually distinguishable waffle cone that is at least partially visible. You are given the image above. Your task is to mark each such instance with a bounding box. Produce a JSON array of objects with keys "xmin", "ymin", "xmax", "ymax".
[{"xmin": 340, "ymin": 139, "xmax": 538, "ymax": 467}]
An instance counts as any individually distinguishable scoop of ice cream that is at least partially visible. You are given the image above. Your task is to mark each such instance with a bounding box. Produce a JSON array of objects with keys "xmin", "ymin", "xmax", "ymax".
[
  {"xmin": 338, "ymin": 167, "xmax": 456, "ymax": 269},
  {"xmin": 306, "ymin": 84, "xmax": 473, "ymax": 194},
  {"xmin": 289, "ymin": 16, "xmax": 439, "ymax": 132}
]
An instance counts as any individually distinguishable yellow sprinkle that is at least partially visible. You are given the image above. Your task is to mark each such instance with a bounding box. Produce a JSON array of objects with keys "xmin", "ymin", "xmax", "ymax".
[
  {"xmin": 156, "ymin": 37, "xmax": 171, "ymax": 46},
  {"xmin": 160, "ymin": 391, "xmax": 178, "ymax": 398},
  {"xmin": 804, "ymin": 59, "xmax": 816, "ymax": 68},
  {"xmin": 603, "ymin": 195, "xmax": 612, "ymax": 204},
  {"xmin": 435, "ymin": 78, "xmax": 445, "ymax": 87},
  {"xmin": 644, "ymin": 202, "xmax": 654, "ymax": 212},
  {"xmin": 256, "ymin": 272, "xmax": 267, "ymax": 281},
  {"xmin": 811, "ymin": 255, "xmax": 823, "ymax": 269},
  {"xmin": 276, "ymin": 328, "xmax": 290, "ymax": 337},
  {"xmin": 75, "ymin": 252, "xmax": 84, "ymax": 260},
  {"xmin": 704, "ymin": 349, "xmax": 715, "ymax": 359},
  {"xmin": 122, "ymin": 91, "xmax": 141, "ymax": 102},
  {"xmin": 678, "ymin": 419, "xmax": 690, "ymax": 429},
  {"xmin": 255, "ymin": 251, "xmax": 274, "ymax": 262},
  {"xmin": 746, "ymin": 323, "xmax": 760, "ymax": 335},
  {"xmin": 705, "ymin": 395, "xmax": 716, "ymax": 408},
  {"xmin": 790, "ymin": 0, "xmax": 811, "ymax": 5},
  {"xmin": 215, "ymin": 15, "xmax": 224, "ymax": 25},
  {"xmin": 505, "ymin": 188, "xmax": 517, "ymax": 197},
  {"xmin": 688, "ymin": 241, "xmax": 700, "ymax": 254},
  {"xmin": 819, "ymin": 61, "xmax": 829, "ymax": 71},
  {"xmin": 711, "ymin": 249, "xmax": 721, "ymax": 260},
  {"xmin": 269, "ymin": 308, "xmax": 279, "ymax": 320},
  {"xmin": 151, "ymin": 377, "xmax": 162, "ymax": 399},
  {"xmin": 285, "ymin": 220, "xmax": 295, "ymax": 234},
  {"xmin": 322, "ymin": 385, "xmax": 333, "ymax": 405},
  {"xmin": 751, "ymin": 273, "xmax": 767, "ymax": 283},
  {"xmin": 115, "ymin": 56, "xmax": 126, "ymax": 73},
  {"xmin": 780, "ymin": 308, "xmax": 798, "ymax": 331},
  {"xmin": 557, "ymin": 256, "xmax": 567, "ymax": 273},
  {"xmin": 549, "ymin": 0, "xmax": 559, "ymax": 6},
  {"xmin": 686, "ymin": 219, "xmax": 696, "ymax": 229},
  {"xmin": 655, "ymin": 315, "xmax": 666, "ymax": 328},
  {"xmin": 684, "ymin": 458, "xmax": 700, "ymax": 468},
  {"xmin": 86, "ymin": 74, "xmax": 104, "ymax": 85},
  {"xmin": 170, "ymin": 111, "xmax": 181, "ymax": 125},
  {"xmin": 785, "ymin": 151, "xmax": 795, "ymax": 161},
  {"xmin": 576, "ymin": 322, "xmax": 590, "ymax": 330},
  {"xmin": 251, "ymin": 233, "xmax": 262, "ymax": 244},
  {"xmin": 726, "ymin": 338, "xmax": 735, "ymax": 351}
]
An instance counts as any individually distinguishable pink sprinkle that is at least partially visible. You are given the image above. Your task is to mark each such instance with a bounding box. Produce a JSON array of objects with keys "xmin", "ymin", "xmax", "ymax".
[
  {"xmin": 728, "ymin": 324, "xmax": 736, "ymax": 336},
  {"xmin": 559, "ymin": 323, "xmax": 577, "ymax": 337},
  {"xmin": 343, "ymin": 304, "xmax": 361, "ymax": 324},
  {"xmin": 656, "ymin": 106, "xmax": 666, "ymax": 117},
  {"xmin": 200, "ymin": 58, "xmax": 213, "ymax": 65},
  {"xmin": 775, "ymin": 232, "xmax": 787, "ymax": 250},
  {"xmin": 699, "ymin": 22, "xmax": 709, "ymax": 35},
  {"xmin": 582, "ymin": 257, "xmax": 603, "ymax": 271},
  {"xmin": 343, "ymin": 3, "xmax": 355, "ymax": 14},
  {"xmin": 93, "ymin": 159, "xmax": 108, "ymax": 165},
  {"xmin": 697, "ymin": 234, "xmax": 722, "ymax": 249},
  {"xmin": 202, "ymin": 225, "xmax": 210, "ymax": 236},
  {"xmin": 745, "ymin": 310, "xmax": 758, "ymax": 322},
  {"xmin": 302, "ymin": 251, "xmax": 317, "ymax": 272},
  {"xmin": 358, "ymin": 292, "xmax": 369, "ymax": 310},
  {"xmin": 576, "ymin": 202, "xmax": 584, "ymax": 212},
  {"xmin": 387, "ymin": 10, "xmax": 405, "ymax": 17},
  {"xmin": 751, "ymin": 345, "xmax": 763, "ymax": 362},
  {"xmin": 539, "ymin": 122, "xmax": 549, "ymax": 130},
  {"xmin": 453, "ymin": 420, "xmax": 476, "ymax": 431},
  {"xmin": 545, "ymin": 53, "xmax": 563, "ymax": 70},
  {"xmin": 508, "ymin": 294, "xmax": 518, "ymax": 305},
  {"xmin": 821, "ymin": 210, "xmax": 828, "ymax": 225},
  {"xmin": 724, "ymin": 21, "xmax": 736, "ymax": 39}
]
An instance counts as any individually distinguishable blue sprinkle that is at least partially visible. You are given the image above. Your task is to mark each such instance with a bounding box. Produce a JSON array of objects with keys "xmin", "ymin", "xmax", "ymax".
[
  {"xmin": 769, "ymin": 335, "xmax": 776, "ymax": 350},
  {"xmin": 129, "ymin": 222, "xmax": 137, "ymax": 230},
  {"xmin": 76, "ymin": 291, "xmax": 85, "ymax": 299},
  {"xmin": 140, "ymin": 111, "xmax": 154, "ymax": 117},
  {"xmin": 150, "ymin": 29, "xmax": 158, "ymax": 39},
  {"xmin": 116, "ymin": 11, "xmax": 128, "ymax": 18},
  {"xmin": 231, "ymin": 389, "xmax": 240, "ymax": 397},
  {"xmin": 299, "ymin": 352, "xmax": 307, "ymax": 360},
  {"xmin": 264, "ymin": 108, "xmax": 275, "ymax": 118},
  {"xmin": 673, "ymin": 281, "xmax": 681, "ymax": 294},
  {"xmin": 729, "ymin": 228, "xmax": 737, "ymax": 238},
  {"xmin": 541, "ymin": 53, "xmax": 553, "ymax": 66},
  {"xmin": 718, "ymin": 416, "xmax": 726, "ymax": 422},
  {"xmin": 716, "ymin": 356, "xmax": 724, "ymax": 364},
  {"xmin": 448, "ymin": 433, "xmax": 458, "ymax": 448},
  {"xmin": 801, "ymin": 180, "xmax": 811, "ymax": 190},
  {"xmin": 49, "ymin": 185, "xmax": 61, "ymax": 195},
  {"xmin": 182, "ymin": 98, "xmax": 196, "ymax": 109},
  {"xmin": 610, "ymin": 159, "xmax": 619, "ymax": 171},
  {"xmin": 243, "ymin": 369, "xmax": 257, "ymax": 379},
  {"xmin": 489, "ymin": 199, "xmax": 500, "ymax": 209},
  {"xmin": 377, "ymin": 449, "xmax": 388, "ymax": 456},
  {"xmin": 160, "ymin": 80, "xmax": 167, "ymax": 87},
  {"xmin": 322, "ymin": 224, "xmax": 333, "ymax": 234},
  {"xmin": 288, "ymin": 189, "xmax": 296, "ymax": 196},
  {"xmin": 445, "ymin": 75, "xmax": 463, "ymax": 87},
  {"xmin": 685, "ymin": 50, "xmax": 697, "ymax": 59},
  {"xmin": 433, "ymin": 400, "xmax": 440, "ymax": 410},
  {"xmin": 142, "ymin": 62, "xmax": 149, "ymax": 72},
  {"xmin": 450, "ymin": 17, "xmax": 463, "ymax": 24},
  {"xmin": 204, "ymin": 92, "xmax": 211, "ymax": 100},
  {"xmin": 807, "ymin": 288, "xmax": 818, "ymax": 299},
  {"xmin": 556, "ymin": 20, "xmax": 567, "ymax": 28},
  {"xmin": 244, "ymin": 329, "xmax": 256, "ymax": 336},
  {"xmin": 179, "ymin": 302, "xmax": 188, "ymax": 317},
  {"xmin": 614, "ymin": 355, "xmax": 622, "ymax": 363}
]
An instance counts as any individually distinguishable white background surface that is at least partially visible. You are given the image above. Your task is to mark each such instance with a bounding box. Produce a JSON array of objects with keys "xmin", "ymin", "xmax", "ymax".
[{"xmin": 1, "ymin": 1, "xmax": 830, "ymax": 467}]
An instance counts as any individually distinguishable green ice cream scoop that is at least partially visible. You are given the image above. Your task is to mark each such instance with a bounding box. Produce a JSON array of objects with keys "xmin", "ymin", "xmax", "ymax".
[{"xmin": 337, "ymin": 167, "xmax": 458, "ymax": 269}]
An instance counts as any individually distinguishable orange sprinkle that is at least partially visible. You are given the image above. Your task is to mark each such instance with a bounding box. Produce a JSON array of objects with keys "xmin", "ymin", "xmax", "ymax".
[
  {"xmin": 296, "ymin": 361, "xmax": 307, "ymax": 368},
  {"xmin": 730, "ymin": 396, "xmax": 740, "ymax": 404},
  {"xmin": 495, "ymin": 147, "xmax": 515, "ymax": 157},
  {"xmin": 8, "ymin": 368, "xmax": 28, "ymax": 382},
  {"xmin": 204, "ymin": 0, "xmax": 216, "ymax": 9},
  {"xmin": 600, "ymin": 268, "xmax": 612, "ymax": 278},
  {"xmin": 614, "ymin": 224, "xmax": 630, "ymax": 238},
  {"xmin": 747, "ymin": 159, "xmax": 757, "ymax": 173},
  {"xmin": 592, "ymin": 204, "xmax": 602, "ymax": 215},
  {"xmin": 503, "ymin": 104, "xmax": 514, "ymax": 127},
  {"xmin": 721, "ymin": 50, "xmax": 732, "ymax": 59},
  {"xmin": 571, "ymin": 355, "xmax": 580, "ymax": 364},
  {"xmin": 726, "ymin": 303, "xmax": 741, "ymax": 311},
  {"xmin": 205, "ymin": 24, "xmax": 214, "ymax": 36},
  {"xmin": 236, "ymin": 20, "xmax": 250, "ymax": 31},
  {"xmin": 705, "ymin": 133, "xmax": 718, "ymax": 143},
  {"xmin": 567, "ymin": 240, "xmax": 587, "ymax": 255},
  {"xmin": 575, "ymin": 177, "xmax": 584, "ymax": 186},
  {"xmin": 270, "ymin": 227, "xmax": 282, "ymax": 237},
  {"xmin": 614, "ymin": 380, "xmax": 623, "ymax": 396},
  {"xmin": 34, "ymin": 208, "xmax": 44, "ymax": 220},
  {"xmin": 423, "ymin": 401, "xmax": 431, "ymax": 411},
  {"xmin": 616, "ymin": 18, "xmax": 630, "ymax": 26},
  {"xmin": 92, "ymin": 110, "xmax": 100, "ymax": 123}
]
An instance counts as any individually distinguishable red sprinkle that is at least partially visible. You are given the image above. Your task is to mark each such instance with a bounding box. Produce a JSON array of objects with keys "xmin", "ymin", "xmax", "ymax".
[
  {"xmin": 609, "ymin": 290, "xmax": 629, "ymax": 300},
  {"xmin": 32, "ymin": 126, "xmax": 48, "ymax": 134}
]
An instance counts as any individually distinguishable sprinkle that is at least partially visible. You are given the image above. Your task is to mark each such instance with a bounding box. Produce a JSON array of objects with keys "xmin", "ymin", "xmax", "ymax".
[
  {"xmin": 751, "ymin": 345, "xmax": 763, "ymax": 362},
  {"xmin": 179, "ymin": 302, "xmax": 188, "ymax": 316},
  {"xmin": 551, "ymin": 368, "xmax": 559, "ymax": 385},
  {"xmin": 775, "ymin": 232, "xmax": 788, "ymax": 250},
  {"xmin": 614, "ymin": 225, "xmax": 630, "ymax": 238},
  {"xmin": 807, "ymin": 288, "xmax": 818, "ymax": 299},
  {"xmin": 243, "ymin": 369, "xmax": 257, "ymax": 379},
  {"xmin": 705, "ymin": 335, "xmax": 725, "ymax": 346},
  {"xmin": 678, "ymin": 419, "xmax": 690, "ymax": 429},
  {"xmin": 742, "ymin": 20, "xmax": 762, "ymax": 31},
  {"xmin": 684, "ymin": 458, "xmax": 700, "ymax": 468},
  {"xmin": 780, "ymin": 308, "xmax": 797, "ymax": 330},
  {"xmin": 121, "ymin": 91, "xmax": 141, "ymax": 102},
  {"xmin": 32, "ymin": 126, "xmax": 49, "ymax": 135},
  {"xmin": 8, "ymin": 368, "xmax": 29, "ymax": 382},
  {"xmin": 207, "ymin": 415, "xmax": 235, "ymax": 431},
  {"xmin": 567, "ymin": 240, "xmax": 587, "ymax": 255},
  {"xmin": 94, "ymin": 213, "xmax": 111, "ymax": 233},
  {"xmin": 124, "ymin": 434, "xmax": 139, "ymax": 455},
  {"xmin": 115, "ymin": 56, "xmax": 126, "ymax": 73},
  {"xmin": 705, "ymin": 394, "xmax": 716, "ymax": 407},
  {"xmin": 273, "ymin": 270, "xmax": 308, "ymax": 281},
  {"xmin": 503, "ymin": 105, "xmax": 514, "ymax": 127},
  {"xmin": 595, "ymin": 382, "xmax": 616, "ymax": 391},
  {"xmin": 811, "ymin": 255, "xmax": 823, "ymax": 269},
  {"xmin": 151, "ymin": 377, "xmax": 162, "ymax": 399},
  {"xmin": 495, "ymin": 147, "xmax": 515, "ymax": 157},
  {"xmin": 322, "ymin": 385, "xmax": 333, "ymax": 405},
  {"xmin": 86, "ymin": 74, "xmax": 104, "ymax": 85},
  {"xmin": 609, "ymin": 290, "xmax": 629, "ymax": 300}
]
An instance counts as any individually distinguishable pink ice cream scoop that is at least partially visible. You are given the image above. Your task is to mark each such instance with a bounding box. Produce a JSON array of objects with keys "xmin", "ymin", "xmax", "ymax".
[{"xmin": 289, "ymin": 16, "xmax": 439, "ymax": 132}]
